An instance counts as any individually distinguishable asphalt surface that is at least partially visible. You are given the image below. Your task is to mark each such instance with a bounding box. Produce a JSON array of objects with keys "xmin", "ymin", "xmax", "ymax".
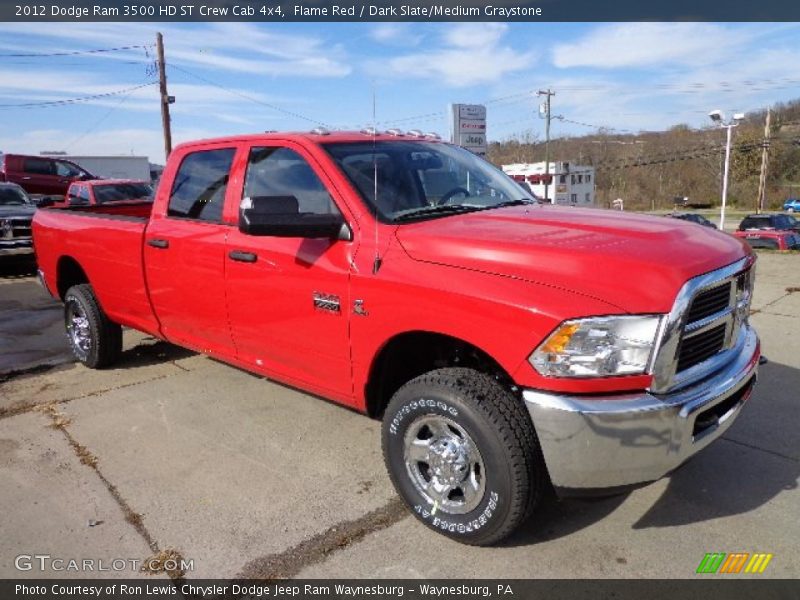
[{"xmin": 0, "ymin": 252, "xmax": 797, "ymax": 579}]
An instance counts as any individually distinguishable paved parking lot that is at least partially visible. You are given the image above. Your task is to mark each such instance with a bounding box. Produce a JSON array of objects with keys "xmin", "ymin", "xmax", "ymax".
[{"xmin": 0, "ymin": 253, "xmax": 798, "ymax": 579}]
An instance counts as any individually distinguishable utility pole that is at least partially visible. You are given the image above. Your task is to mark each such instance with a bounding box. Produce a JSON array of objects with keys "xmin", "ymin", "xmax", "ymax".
[
  {"xmin": 537, "ymin": 89, "xmax": 555, "ymax": 203},
  {"xmin": 756, "ymin": 108, "xmax": 771, "ymax": 214},
  {"xmin": 156, "ymin": 32, "xmax": 173, "ymax": 159}
]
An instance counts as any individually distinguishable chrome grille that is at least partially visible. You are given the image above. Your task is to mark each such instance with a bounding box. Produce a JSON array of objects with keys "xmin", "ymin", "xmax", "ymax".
[
  {"xmin": 1, "ymin": 217, "xmax": 32, "ymax": 240},
  {"xmin": 649, "ymin": 257, "xmax": 755, "ymax": 394}
]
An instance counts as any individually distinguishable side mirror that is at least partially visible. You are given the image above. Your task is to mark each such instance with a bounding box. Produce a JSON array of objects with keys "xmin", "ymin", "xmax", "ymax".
[{"xmin": 239, "ymin": 196, "xmax": 351, "ymax": 240}]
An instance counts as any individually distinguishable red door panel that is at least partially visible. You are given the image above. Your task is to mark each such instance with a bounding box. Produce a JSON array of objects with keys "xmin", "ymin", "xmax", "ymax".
[
  {"xmin": 223, "ymin": 143, "xmax": 356, "ymax": 398},
  {"xmin": 225, "ymin": 232, "xmax": 354, "ymax": 396},
  {"xmin": 144, "ymin": 218, "xmax": 234, "ymax": 355}
]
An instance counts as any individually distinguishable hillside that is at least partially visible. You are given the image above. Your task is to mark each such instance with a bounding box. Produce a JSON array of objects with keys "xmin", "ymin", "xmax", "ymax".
[{"xmin": 487, "ymin": 99, "xmax": 800, "ymax": 211}]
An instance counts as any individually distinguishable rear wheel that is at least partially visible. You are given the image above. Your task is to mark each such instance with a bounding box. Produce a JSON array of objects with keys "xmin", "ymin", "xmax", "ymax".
[
  {"xmin": 787, "ymin": 207, "xmax": 795, "ymax": 213},
  {"xmin": 382, "ymin": 368, "xmax": 546, "ymax": 546},
  {"xmin": 64, "ymin": 284, "xmax": 122, "ymax": 369}
]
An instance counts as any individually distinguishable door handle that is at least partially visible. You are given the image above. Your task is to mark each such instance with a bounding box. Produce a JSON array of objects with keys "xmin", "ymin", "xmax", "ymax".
[
  {"xmin": 22, "ymin": 176, "xmax": 31, "ymax": 180},
  {"xmin": 147, "ymin": 238, "xmax": 169, "ymax": 249},
  {"xmin": 229, "ymin": 250, "xmax": 258, "ymax": 263}
]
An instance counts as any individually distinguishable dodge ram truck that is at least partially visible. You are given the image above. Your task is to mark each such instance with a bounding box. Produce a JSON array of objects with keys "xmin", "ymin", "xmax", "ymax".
[{"xmin": 33, "ymin": 130, "xmax": 760, "ymax": 545}]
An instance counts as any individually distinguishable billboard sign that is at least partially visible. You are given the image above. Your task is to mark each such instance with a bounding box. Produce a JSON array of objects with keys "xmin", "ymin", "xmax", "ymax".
[{"xmin": 449, "ymin": 103, "xmax": 487, "ymax": 155}]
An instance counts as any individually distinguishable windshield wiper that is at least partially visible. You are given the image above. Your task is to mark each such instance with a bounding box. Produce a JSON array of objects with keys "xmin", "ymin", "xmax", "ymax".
[
  {"xmin": 392, "ymin": 204, "xmax": 483, "ymax": 223},
  {"xmin": 477, "ymin": 199, "xmax": 535, "ymax": 211}
]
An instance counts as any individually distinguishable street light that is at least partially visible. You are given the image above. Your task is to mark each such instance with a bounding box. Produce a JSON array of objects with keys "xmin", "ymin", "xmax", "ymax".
[{"xmin": 709, "ymin": 109, "xmax": 745, "ymax": 231}]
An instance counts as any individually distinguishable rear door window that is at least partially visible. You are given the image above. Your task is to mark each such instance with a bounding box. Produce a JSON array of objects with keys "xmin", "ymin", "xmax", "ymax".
[
  {"xmin": 23, "ymin": 158, "xmax": 54, "ymax": 176},
  {"xmin": 168, "ymin": 148, "xmax": 235, "ymax": 223},
  {"xmin": 68, "ymin": 185, "xmax": 90, "ymax": 205}
]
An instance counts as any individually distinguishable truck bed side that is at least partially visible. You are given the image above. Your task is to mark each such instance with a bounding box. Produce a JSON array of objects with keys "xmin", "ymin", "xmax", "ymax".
[{"xmin": 33, "ymin": 202, "xmax": 161, "ymax": 336}]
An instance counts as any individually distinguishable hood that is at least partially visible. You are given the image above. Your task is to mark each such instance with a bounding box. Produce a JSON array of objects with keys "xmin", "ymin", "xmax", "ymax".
[
  {"xmin": 0, "ymin": 205, "xmax": 35, "ymax": 218},
  {"xmin": 396, "ymin": 205, "xmax": 749, "ymax": 314}
]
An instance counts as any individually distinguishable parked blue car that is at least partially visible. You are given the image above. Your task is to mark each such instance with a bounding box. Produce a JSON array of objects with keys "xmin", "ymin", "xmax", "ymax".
[{"xmin": 784, "ymin": 198, "xmax": 800, "ymax": 212}]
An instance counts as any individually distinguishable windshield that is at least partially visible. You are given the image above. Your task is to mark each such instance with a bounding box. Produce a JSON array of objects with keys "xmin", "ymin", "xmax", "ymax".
[
  {"xmin": 0, "ymin": 186, "xmax": 31, "ymax": 206},
  {"xmin": 324, "ymin": 141, "xmax": 534, "ymax": 222},
  {"xmin": 739, "ymin": 216, "xmax": 772, "ymax": 230},
  {"xmin": 93, "ymin": 183, "xmax": 153, "ymax": 204}
]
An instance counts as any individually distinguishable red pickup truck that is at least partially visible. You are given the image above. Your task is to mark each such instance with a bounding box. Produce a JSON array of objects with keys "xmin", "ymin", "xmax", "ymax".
[
  {"xmin": 1, "ymin": 153, "xmax": 94, "ymax": 196},
  {"xmin": 56, "ymin": 179, "xmax": 154, "ymax": 208},
  {"xmin": 33, "ymin": 130, "xmax": 760, "ymax": 545}
]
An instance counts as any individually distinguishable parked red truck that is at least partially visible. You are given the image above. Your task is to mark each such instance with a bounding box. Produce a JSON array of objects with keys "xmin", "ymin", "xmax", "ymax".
[
  {"xmin": 56, "ymin": 179, "xmax": 154, "ymax": 208},
  {"xmin": 0, "ymin": 153, "xmax": 94, "ymax": 196},
  {"xmin": 33, "ymin": 131, "xmax": 760, "ymax": 545}
]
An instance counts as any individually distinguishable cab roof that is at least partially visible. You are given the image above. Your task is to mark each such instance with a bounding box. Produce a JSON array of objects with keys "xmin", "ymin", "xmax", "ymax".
[
  {"xmin": 175, "ymin": 129, "xmax": 445, "ymax": 151},
  {"xmin": 81, "ymin": 179, "xmax": 151, "ymax": 186}
]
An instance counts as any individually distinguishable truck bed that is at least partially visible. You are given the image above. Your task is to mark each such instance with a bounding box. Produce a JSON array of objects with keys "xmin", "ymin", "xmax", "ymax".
[
  {"xmin": 33, "ymin": 202, "xmax": 161, "ymax": 336},
  {"xmin": 50, "ymin": 200, "xmax": 153, "ymax": 220}
]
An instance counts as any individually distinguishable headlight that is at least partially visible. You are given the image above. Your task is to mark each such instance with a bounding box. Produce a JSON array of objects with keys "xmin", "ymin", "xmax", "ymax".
[{"xmin": 530, "ymin": 315, "xmax": 662, "ymax": 378}]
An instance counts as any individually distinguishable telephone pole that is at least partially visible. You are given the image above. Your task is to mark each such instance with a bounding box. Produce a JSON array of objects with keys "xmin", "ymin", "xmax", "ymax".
[
  {"xmin": 156, "ymin": 32, "xmax": 173, "ymax": 159},
  {"xmin": 756, "ymin": 108, "xmax": 771, "ymax": 214},
  {"xmin": 537, "ymin": 89, "xmax": 555, "ymax": 203}
]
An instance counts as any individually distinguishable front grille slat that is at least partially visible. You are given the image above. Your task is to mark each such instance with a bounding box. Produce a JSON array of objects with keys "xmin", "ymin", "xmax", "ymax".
[
  {"xmin": 677, "ymin": 323, "xmax": 727, "ymax": 372},
  {"xmin": 685, "ymin": 283, "xmax": 731, "ymax": 323}
]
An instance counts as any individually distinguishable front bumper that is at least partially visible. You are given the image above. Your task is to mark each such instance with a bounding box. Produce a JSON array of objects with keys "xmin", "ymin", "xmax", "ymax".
[{"xmin": 523, "ymin": 325, "xmax": 759, "ymax": 493}]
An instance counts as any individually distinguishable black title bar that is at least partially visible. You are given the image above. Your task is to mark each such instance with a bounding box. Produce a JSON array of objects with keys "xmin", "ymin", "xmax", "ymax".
[
  {"xmin": 3, "ymin": 579, "xmax": 800, "ymax": 600},
  {"xmin": 3, "ymin": 0, "xmax": 800, "ymax": 22}
]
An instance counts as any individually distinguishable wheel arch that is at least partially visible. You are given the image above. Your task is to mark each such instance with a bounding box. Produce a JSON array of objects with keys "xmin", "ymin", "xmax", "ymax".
[
  {"xmin": 56, "ymin": 255, "xmax": 89, "ymax": 300},
  {"xmin": 365, "ymin": 330, "xmax": 515, "ymax": 418}
]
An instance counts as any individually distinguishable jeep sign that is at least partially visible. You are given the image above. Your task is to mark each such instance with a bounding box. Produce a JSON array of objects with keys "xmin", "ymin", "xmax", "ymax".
[{"xmin": 449, "ymin": 104, "xmax": 487, "ymax": 156}]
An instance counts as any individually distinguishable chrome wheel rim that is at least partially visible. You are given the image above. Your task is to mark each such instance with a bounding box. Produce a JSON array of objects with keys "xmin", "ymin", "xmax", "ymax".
[
  {"xmin": 65, "ymin": 300, "xmax": 91, "ymax": 359},
  {"xmin": 403, "ymin": 414, "xmax": 486, "ymax": 515}
]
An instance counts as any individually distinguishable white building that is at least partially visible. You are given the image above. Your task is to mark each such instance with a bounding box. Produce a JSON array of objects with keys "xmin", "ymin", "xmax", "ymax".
[
  {"xmin": 502, "ymin": 161, "xmax": 595, "ymax": 207},
  {"xmin": 41, "ymin": 154, "xmax": 152, "ymax": 181}
]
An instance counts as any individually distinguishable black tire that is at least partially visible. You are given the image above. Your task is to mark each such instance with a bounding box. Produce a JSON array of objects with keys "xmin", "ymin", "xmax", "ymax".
[
  {"xmin": 381, "ymin": 367, "xmax": 546, "ymax": 546},
  {"xmin": 64, "ymin": 284, "xmax": 122, "ymax": 369}
]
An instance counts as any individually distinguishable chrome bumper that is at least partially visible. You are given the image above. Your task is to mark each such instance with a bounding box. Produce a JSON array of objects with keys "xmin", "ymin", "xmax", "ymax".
[
  {"xmin": 523, "ymin": 325, "xmax": 759, "ymax": 492},
  {"xmin": 0, "ymin": 245, "xmax": 33, "ymax": 256}
]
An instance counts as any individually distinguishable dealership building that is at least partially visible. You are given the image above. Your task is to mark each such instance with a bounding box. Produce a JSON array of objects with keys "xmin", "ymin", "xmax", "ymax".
[{"xmin": 502, "ymin": 161, "xmax": 596, "ymax": 206}]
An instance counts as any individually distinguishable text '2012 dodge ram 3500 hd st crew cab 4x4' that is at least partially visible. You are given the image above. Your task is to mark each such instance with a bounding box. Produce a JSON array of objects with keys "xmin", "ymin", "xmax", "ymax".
[{"xmin": 33, "ymin": 130, "xmax": 760, "ymax": 545}]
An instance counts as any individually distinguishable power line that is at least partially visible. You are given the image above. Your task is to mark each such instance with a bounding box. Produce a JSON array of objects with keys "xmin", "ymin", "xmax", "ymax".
[
  {"xmin": 0, "ymin": 82, "xmax": 156, "ymax": 109},
  {"xmin": 168, "ymin": 63, "xmax": 328, "ymax": 127},
  {"xmin": 63, "ymin": 85, "xmax": 140, "ymax": 151},
  {"xmin": 556, "ymin": 116, "xmax": 634, "ymax": 133},
  {"xmin": 0, "ymin": 44, "xmax": 153, "ymax": 58}
]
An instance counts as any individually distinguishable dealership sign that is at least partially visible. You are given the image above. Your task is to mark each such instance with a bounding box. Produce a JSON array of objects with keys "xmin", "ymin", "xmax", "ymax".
[{"xmin": 449, "ymin": 104, "xmax": 487, "ymax": 155}]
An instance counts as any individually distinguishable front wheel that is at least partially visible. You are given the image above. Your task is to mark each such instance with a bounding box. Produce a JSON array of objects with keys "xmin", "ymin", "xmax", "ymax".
[
  {"xmin": 787, "ymin": 207, "xmax": 795, "ymax": 213},
  {"xmin": 382, "ymin": 368, "xmax": 547, "ymax": 545},
  {"xmin": 64, "ymin": 284, "xmax": 122, "ymax": 369}
]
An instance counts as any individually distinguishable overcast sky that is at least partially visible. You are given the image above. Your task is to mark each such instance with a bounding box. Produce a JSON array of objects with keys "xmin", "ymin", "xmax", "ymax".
[{"xmin": 1, "ymin": 22, "xmax": 799, "ymax": 163}]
